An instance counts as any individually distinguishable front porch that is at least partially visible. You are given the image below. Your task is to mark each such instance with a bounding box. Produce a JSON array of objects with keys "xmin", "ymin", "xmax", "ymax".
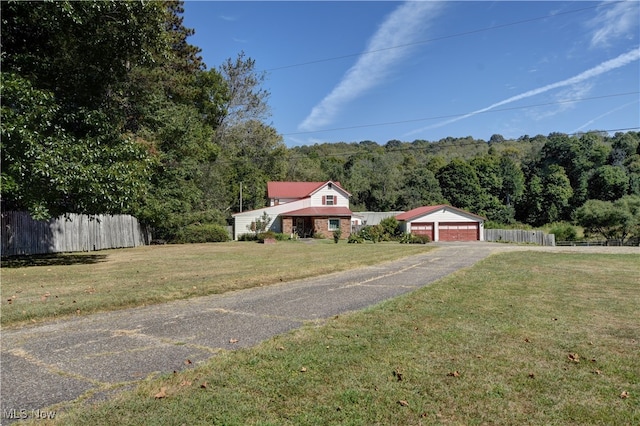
[{"xmin": 282, "ymin": 216, "xmax": 351, "ymax": 240}]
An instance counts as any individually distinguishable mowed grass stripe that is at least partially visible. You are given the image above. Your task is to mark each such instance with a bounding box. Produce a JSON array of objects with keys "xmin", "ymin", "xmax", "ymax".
[
  {"xmin": 50, "ymin": 252, "xmax": 639, "ymax": 425},
  {"xmin": 1, "ymin": 241, "xmax": 432, "ymax": 326}
]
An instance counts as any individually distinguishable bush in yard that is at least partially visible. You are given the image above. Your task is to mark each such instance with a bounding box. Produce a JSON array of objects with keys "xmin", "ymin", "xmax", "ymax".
[
  {"xmin": 333, "ymin": 229, "xmax": 342, "ymax": 243},
  {"xmin": 548, "ymin": 222, "xmax": 577, "ymax": 241},
  {"xmin": 348, "ymin": 234, "xmax": 364, "ymax": 243},
  {"xmin": 379, "ymin": 217, "xmax": 402, "ymax": 240},
  {"xmin": 257, "ymin": 231, "xmax": 277, "ymax": 243},
  {"xmin": 176, "ymin": 224, "xmax": 230, "ymax": 243},
  {"xmin": 359, "ymin": 225, "xmax": 383, "ymax": 243},
  {"xmin": 400, "ymin": 233, "xmax": 430, "ymax": 244}
]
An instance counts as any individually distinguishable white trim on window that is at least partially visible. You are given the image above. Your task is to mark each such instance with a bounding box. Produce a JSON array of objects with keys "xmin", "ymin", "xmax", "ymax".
[
  {"xmin": 325, "ymin": 195, "xmax": 335, "ymax": 205},
  {"xmin": 328, "ymin": 218, "xmax": 340, "ymax": 231}
]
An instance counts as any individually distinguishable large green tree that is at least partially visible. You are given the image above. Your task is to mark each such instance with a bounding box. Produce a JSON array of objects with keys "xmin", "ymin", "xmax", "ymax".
[
  {"xmin": 539, "ymin": 133, "xmax": 594, "ymax": 211},
  {"xmin": 1, "ymin": 1, "xmax": 167, "ymax": 219},
  {"xmin": 575, "ymin": 196, "xmax": 640, "ymax": 243},
  {"xmin": 519, "ymin": 165, "xmax": 573, "ymax": 226},
  {"xmin": 437, "ymin": 158, "xmax": 485, "ymax": 212},
  {"xmin": 1, "ymin": 74, "xmax": 152, "ymax": 218},
  {"xmin": 588, "ymin": 165, "xmax": 630, "ymax": 201}
]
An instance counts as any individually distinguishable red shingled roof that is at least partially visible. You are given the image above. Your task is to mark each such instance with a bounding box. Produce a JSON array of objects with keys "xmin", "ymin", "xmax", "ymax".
[
  {"xmin": 267, "ymin": 181, "xmax": 347, "ymax": 199},
  {"xmin": 395, "ymin": 205, "xmax": 484, "ymax": 221}
]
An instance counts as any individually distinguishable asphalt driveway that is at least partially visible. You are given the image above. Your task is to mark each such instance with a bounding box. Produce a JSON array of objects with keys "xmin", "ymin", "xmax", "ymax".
[{"xmin": 1, "ymin": 242, "xmax": 636, "ymax": 422}]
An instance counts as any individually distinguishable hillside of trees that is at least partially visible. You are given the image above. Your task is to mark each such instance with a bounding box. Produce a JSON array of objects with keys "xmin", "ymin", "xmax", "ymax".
[
  {"xmin": 288, "ymin": 132, "xmax": 640, "ymax": 228},
  {"xmin": 2, "ymin": 1, "xmax": 639, "ymax": 243}
]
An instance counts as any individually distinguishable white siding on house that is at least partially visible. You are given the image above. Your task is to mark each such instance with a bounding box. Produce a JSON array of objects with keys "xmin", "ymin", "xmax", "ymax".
[
  {"xmin": 233, "ymin": 198, "xmax": 311, "ymax": 240},
  {"xmin": 410, "ymin": 209, "xmax": 479, "ymax": 223},
  {"xmin": 310, "ymin": 187, "xmax": 349, "ymax": 206}
]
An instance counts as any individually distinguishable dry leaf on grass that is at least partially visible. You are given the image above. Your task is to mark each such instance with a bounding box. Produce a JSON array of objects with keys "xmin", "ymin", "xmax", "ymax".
[
  {"xmin": 300, "ymin": 367, "xmax": 307, "ymax": 372},
  {"xmin": 398, "ymin": 400, "xmax": 409, "ymax": 407},
  {"xmin": 620, "ymin": 391, "xmax": 629, "ymax": 399},
  {"xmin": 447, "ymin": 371, "xmax": 460, "ymax": 377},
  {"xmin": 229, "ymin": 338, "xmax": 239, "ymax": 344},
  {"xmin": 200, "ymin": 382, "xmax": 208, "ymax": 389},
  {"xmin": 179, "ymin": 380, "xmax": 192, "ymax": 387},
  {"xmin": 154, "ymin": 387, "xmax": 167, "ymax": 399},
  {"xmin": 568, "ymin": 353, "xmax": 580, "ymax": 363}
]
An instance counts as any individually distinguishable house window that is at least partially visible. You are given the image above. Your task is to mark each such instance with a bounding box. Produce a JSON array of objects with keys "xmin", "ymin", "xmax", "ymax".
[
  {"xmin": 325, "ymin": 195, "xmax": 335, "ymax": 205},
  {"xmin": 329, "ymin": 218, "xmax": 340, "ymax": 231}
]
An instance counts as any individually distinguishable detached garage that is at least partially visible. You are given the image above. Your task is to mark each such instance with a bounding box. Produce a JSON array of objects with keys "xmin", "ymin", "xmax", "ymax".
[{"xmin": 396, "ymin": 205, "xmax": 485, "ymax": 242}]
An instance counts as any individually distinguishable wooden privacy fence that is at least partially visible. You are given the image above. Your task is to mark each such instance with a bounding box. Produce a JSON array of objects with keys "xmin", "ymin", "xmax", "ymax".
[
  {"xmin": 1, "ymin": 211, "xmax": 151, "ymax": 256},
  {"xmin": 484, "ymin": 229, "xmax": 555, "ymax": 246}
]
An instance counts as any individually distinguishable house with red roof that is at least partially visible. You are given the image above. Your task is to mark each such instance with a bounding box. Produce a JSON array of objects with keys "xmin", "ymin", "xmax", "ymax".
[
  {"xmin": 395, "ymin": 205, "xmax": 485, "ymax": 242},
  {"xmin": 232, "ymin": 181, "xmax": 352, "ymax": 240}
]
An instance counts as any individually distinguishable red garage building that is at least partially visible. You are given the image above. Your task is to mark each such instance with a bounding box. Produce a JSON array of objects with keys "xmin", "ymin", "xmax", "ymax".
[{"xmin": 396, "ymin": 205, "xmax": 485, "ymax": 242}]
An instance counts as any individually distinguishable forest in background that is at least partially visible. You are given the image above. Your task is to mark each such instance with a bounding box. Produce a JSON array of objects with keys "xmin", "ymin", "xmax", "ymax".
[{"xmin": 2, "ymin": 1, "xmax": 639, "ymax": 243}]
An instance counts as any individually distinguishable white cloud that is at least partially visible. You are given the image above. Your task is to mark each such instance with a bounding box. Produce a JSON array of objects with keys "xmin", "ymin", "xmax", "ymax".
[
  {"xmin": 298, "ymin": 1, "xmax": 443, "ymax": 132},
  {"xmin": 589, "ymin": 1, "xmax": 639, "ymax": 48},
  {"xmin": 406, "ymin": 48, "xmax": 640, "ymax": 135}
]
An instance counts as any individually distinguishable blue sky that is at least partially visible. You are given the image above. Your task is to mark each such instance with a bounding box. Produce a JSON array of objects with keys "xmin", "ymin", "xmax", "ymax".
[{"xmin": 182, "ymin": 1, "xmax": 640, "ymax": 147}]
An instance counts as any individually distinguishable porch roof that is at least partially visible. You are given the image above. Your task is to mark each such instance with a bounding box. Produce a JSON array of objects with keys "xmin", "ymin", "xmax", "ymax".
[{"xmin": 282, "ymin": 206, "xmax": 353, "ymax": 217}]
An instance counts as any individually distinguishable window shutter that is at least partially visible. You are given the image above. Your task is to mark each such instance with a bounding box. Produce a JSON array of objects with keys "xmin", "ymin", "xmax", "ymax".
[{"xmin": 322, "ymin": 195, "xmax": 326, "ymax": 205}]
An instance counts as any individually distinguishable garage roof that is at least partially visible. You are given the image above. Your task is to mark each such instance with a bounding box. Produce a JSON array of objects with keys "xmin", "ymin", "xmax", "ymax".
[{"xmin": 395, "ymin": 205, "xmax": 485, "ymax": 221}]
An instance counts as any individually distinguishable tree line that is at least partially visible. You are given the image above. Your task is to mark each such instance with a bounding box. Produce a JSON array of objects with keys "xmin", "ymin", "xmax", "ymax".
[{"xmin": 2, "ymin": 1, "xmax": 638, "ymax": 243}]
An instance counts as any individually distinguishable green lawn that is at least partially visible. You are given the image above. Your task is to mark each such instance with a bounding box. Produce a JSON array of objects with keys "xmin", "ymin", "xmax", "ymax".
[
  {"xmin": 1, "ymin": 240, "xmax": 432, "ymax": 326},
  {"xmin": 43, "ymin": 252, "xmax": 639, "ymax": 425}
]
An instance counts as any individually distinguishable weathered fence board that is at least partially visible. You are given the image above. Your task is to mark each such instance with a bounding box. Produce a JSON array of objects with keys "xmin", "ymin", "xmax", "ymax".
[
  {"xmin": 484, "ymin": 229, "xmax": 555, "ymax": 246},
  {"xmin": 1, "ymin": 211, "xmax": 151, "ymax": 256}
]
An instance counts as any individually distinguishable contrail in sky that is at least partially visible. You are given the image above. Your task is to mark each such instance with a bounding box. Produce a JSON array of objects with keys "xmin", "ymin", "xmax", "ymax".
[
  {"xmin": 298, "ymin": 1, "xmax": 443, "ymax": 132},
  {"xmin": 572, "ymin": 99, "xmax": 639, "ymax": 133},
  {"xmin": 406, "ymin": 47, "xmax": 640, "ymax": 135}
]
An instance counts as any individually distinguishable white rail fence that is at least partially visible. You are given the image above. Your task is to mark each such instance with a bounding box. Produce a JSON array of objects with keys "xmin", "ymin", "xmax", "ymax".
[
  {"xmin": 1, "ymin": 211, "xmax": 151, "ymax": 256},
  {"xmin": 484, "ymin": 229, "xmax": 555, "ymax": 246}
]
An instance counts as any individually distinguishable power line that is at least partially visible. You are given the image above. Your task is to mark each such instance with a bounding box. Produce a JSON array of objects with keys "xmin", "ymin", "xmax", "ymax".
[
  {"xmin": 266, "ymin": 2, "xmax": 619, "ymax": 72},
  {"xmin": 281, "ymin": 91, "xmax": 640, "ymax": 136}
]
